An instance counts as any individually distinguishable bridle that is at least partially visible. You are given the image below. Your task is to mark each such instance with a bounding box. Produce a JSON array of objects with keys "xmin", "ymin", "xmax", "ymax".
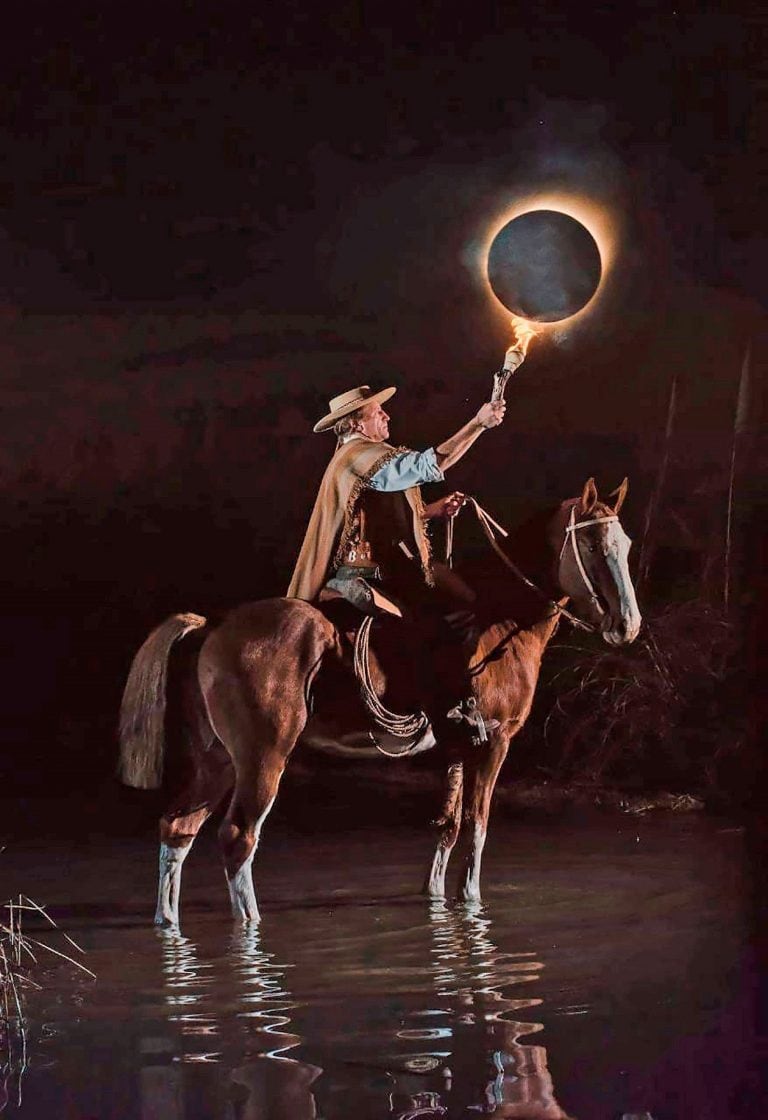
[
  {"xmin": 460, "ymin": 498, "xmax": 620, "ymax": 636},
  {"xmin": 558, "ymin": 505, "xmax": 619, "ymax": 618}
]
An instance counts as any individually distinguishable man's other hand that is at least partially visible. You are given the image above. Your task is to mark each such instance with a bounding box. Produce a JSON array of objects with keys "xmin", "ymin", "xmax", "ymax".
[
  {"xmin": 424, "ymin": 492, "xmax": 467, "ymax": 520},
  {"xmin": 476, "ymin": 401, "xmax": 506, "ymax": 429}
]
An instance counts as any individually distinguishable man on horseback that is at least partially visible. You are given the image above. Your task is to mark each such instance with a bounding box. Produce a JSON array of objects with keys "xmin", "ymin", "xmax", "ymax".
[{"xmin": 287, "ymin": 382, "xmax": 507, "ymax": 741}]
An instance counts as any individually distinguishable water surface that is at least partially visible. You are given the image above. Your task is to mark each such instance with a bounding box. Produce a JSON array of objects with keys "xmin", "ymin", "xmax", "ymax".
[{"xmin": 1, "ymin": 815, "xmax": 763, "ymax": 1118}]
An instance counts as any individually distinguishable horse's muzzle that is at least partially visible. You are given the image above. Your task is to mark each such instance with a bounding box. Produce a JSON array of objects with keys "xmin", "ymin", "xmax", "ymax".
[{"xmin": 601, "ymin": 610, "xmax": 642, "ymax": 645}]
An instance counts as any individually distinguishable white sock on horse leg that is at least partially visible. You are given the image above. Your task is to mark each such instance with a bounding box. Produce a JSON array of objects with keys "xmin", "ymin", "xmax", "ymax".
[
  {"xmin": 225, "ymin": 795, "xmax": 276, "ymax": 923},
  {"xmin": 427, "ymin": 841, "xmax": 455, "ymax": 898},
  {"xmin": 461, "ymin": 823, "xmax": 487, "ymax": 902},
  {"xmin": 227, "ymin": 846, "xmax": 259, "ymax": 922},
  {"xmin": 155, "ymin": 841, "xmax": 193, "ymax": 928}
]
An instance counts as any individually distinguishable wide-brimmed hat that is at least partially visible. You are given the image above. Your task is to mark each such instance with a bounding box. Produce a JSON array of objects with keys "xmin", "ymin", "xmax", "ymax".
[{"xmin": 313, "ymin": 384, "xmax": 397, "ymax": 433}]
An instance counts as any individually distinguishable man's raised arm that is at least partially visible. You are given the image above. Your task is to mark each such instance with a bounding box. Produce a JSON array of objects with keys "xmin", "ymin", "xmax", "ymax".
[
  {"xmin": 434, "ymin": 400, "xmax": 505, "ymax": 472},
  {"xmin": 366, "ymin": 400, "xmax": 506, "ymax": 494}
]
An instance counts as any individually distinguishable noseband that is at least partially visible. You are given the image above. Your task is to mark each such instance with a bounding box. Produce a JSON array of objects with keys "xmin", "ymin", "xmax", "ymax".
[{"xmin": 558, "ymin": 506, "xmax": 619, "ymax": 617}]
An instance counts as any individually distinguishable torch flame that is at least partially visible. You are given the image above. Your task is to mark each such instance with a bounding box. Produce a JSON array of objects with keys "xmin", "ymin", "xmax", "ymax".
[{"xmin": 510, "ymin": 315, "xmax": 538, "ymax": 356}]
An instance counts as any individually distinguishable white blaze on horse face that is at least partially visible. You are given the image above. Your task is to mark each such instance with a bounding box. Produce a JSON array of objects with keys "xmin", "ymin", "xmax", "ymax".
[{"xmin": 602, "ymin": 522, "xmax": 642, "ymax": 644}]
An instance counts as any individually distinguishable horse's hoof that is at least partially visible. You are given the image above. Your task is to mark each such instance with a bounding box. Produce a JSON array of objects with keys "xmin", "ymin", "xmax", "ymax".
[
  {"xmin": 423, "ymin": 886, "xmax": 446, "ymax": 900},
  {"xmin": 154, "ymin": 915, "xmax": 179, "ymax": 930}
]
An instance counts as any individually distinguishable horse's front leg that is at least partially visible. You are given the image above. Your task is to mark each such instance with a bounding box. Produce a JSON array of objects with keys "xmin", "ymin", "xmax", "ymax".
[
  {"xmin": 459, "ymin": 739, "xmax": 508, "ymax": 903},
  {"xmin": 424, "ymin": 760, "xmax": 464, "ymax": 899}
]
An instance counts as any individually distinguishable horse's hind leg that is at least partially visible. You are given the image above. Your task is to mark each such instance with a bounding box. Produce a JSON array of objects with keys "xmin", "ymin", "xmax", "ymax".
[
  {"xmin": 156, "ymin": 763, "xmax": 234, "ymax": 927},
  {"xmin": 154, "ymin": 622, "xmax": 235, "ymax": 928},
  {"xmin": 213, "ymin": 698, "xmax": 304, "ymax": 921},
  {"xmin": 218, "ymin": 739, "xmax": 293, "ymax": 923},
  {"xmin": 156, "ymin": 807, "xmax": 210, "ymax": 928},
  {"xmin": 198, "ymin": 600, "xmax": 333, "ymax": 923}
]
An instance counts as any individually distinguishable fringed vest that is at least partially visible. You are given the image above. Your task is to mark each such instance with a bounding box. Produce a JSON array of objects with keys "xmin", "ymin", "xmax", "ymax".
[{"xmin": 286, "ymin": 437, "xmax": 433, "ymax": 601}]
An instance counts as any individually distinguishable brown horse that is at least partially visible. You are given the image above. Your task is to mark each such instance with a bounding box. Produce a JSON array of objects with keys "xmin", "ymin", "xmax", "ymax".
[{"xmin": 118, "ymin": 477, "xmax": 641, "ymax": 927}]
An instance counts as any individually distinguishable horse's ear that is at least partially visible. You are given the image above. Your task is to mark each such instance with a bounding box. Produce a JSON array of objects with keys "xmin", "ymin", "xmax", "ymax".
[
  {"xmin": 579, "ymin": 477, "xmax": 598, "ymax": 514},
  {"xmin": 610, "ymin": 477, "xmax": 629, "ymax": 514}
]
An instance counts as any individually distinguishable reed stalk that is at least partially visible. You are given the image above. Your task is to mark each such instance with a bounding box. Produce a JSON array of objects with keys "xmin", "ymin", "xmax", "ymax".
[
  {"xmin": 724, "ymin": 343, "xmax": 751, "ymax": 611},
  {"xmin": 1, "ymin": 892, "xmax": 95, "ymax": 1111},
  {"xmin": 638, "ymin": 370, "xmax": 678, "ymax": 589}
]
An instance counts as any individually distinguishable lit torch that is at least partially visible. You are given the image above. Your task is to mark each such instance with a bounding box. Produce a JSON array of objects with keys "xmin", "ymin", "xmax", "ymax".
[{"xmin": 491, "ymin": 316, "xmax": 538, "ymax": 402}]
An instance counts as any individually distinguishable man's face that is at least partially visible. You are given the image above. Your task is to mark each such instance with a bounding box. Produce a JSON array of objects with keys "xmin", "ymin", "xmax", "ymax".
[{"xmin": 356, "ymin": 401, "xmax": 390, "ymax": 442}]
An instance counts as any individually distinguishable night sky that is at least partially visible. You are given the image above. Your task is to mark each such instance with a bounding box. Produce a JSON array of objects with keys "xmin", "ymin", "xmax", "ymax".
[
  {"xmin": 0, "ymin": 3, "xmax": 762, "ymax": 308},
  {"xmin": 0, "ymin": 1, "xmax": 764, "ymax": 791}
]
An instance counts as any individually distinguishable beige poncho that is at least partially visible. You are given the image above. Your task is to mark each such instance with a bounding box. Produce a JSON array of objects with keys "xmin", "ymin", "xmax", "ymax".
[{"xmin": 287, "ymin": 437, "xmax": 433, "ymax": 601}]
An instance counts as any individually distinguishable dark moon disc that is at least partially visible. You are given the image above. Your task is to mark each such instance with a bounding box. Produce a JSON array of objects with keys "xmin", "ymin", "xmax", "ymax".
[{"xmin": 487, "ymin": 210, "xmax": 602, "ymax": 322}]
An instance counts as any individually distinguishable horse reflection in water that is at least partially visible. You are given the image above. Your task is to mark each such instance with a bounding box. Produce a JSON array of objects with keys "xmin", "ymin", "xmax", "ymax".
[
  {"xmin": 145, "ymin": 927, "xmax": 322, "ymax": 1120},
  {"xmin": 386, "ymin": 904, "xmax": 573, "ymax": 1120},
  {"xmin": 144, "ymin": 905, "xmax": 572, "ymax": 1119}
]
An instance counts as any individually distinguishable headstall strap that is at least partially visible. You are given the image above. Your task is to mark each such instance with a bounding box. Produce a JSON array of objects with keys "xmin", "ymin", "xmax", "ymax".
[
  {"xmin": 559, "ymin": 506, "xmax": 619, "ymax": 615},
  {"xmin": 564, "ymin": 512, "xmax": 619, "ymax": 535}
]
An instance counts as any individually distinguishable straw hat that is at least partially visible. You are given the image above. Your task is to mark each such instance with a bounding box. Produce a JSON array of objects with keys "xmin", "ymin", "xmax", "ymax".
[{"xmin": 313, "ymin": 384, "xmax": 397, "ymax": 433}]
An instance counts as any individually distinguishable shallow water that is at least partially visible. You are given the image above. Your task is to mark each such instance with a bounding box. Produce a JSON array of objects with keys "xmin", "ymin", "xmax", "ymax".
[{"xmin": 1, "ymin": 815, "xmax": 764, "ymax": 1119}]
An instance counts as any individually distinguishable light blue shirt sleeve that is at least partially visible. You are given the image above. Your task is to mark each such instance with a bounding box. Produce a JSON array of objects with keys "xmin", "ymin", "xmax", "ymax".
[{"xmin": 367, "ymin": 447, "xmax": 445, "ymax": 492}]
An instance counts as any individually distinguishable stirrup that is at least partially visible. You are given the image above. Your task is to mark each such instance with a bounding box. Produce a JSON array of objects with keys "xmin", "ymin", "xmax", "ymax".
[{"xmin": 446, "ymin": 697, "xmax": 500, "ymax": 744}]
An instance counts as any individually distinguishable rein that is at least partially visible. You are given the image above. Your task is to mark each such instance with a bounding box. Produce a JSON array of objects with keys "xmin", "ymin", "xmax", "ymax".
[{"xmin": 454, "ymin": 498, "xmax": 608, "ymax": 635}]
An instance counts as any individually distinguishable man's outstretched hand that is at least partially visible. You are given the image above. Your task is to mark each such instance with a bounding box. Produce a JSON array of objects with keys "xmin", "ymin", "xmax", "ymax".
[
  {"xmin": 434, "ymin": 399, "xmax": 506, "ymax": 472},
  {"xmin": 424, "ymin": 492, "xmax": 467, "ymax": 520},
  {"xmin": 476, "ymin": 400, "xmax": 506, "ymax": 429}
]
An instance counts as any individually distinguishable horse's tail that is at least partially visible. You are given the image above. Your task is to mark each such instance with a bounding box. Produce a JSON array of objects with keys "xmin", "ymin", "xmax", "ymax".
[{"xmin": 118, "ymin": 612, "xmax": 208, "ymax": 789}]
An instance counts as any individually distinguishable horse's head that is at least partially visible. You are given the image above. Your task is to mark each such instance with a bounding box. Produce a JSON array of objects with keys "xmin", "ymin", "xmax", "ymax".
[{"xmin": 550, "ymin": 477, "xmax": 642, "ymax": 645}]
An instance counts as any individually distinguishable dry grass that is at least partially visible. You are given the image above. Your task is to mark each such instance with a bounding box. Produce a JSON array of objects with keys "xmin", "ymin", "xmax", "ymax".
[
  {"xmin": 541, "ymin": 599, "xmax": 741, "ymax": 790},
  {"xmin": 1, "ymin": 893, "xmax": 94, "ymax": 1112}
]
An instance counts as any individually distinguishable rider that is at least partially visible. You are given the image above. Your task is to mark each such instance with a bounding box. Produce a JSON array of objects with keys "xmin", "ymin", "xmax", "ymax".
[{"xmin": 287, "ymin": 382, "xmax": 506, "ymax": 738}]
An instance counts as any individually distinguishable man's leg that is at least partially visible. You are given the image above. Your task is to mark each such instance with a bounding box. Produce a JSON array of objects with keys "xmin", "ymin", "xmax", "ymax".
[{"xmin": 412, "ymin": 598, "xmax": 498, "ymax": 746}]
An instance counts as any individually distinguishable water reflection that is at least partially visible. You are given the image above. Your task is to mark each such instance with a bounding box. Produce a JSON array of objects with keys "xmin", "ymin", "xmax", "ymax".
[
  {"xmin": 227, "ymin": 926, "xmax": 301, "ymax": 1058},
  {"xmin": 160, "ymin": 930, "xmax": 219, "ymax": 1055},
  {"xmin": 14, "ymin": 819, "xmax": 753, "ymax": 1117},
  {"xmin": 385, "ymin": 903, "xmax": 573, "ymax": 1119},
  {"xmin": 147, "ymin": 903, "xmax": 572, "ymax": 1119},
  {"xmin": 149, "ymin": 926, "xmax": 321, "ymax": 1119}
]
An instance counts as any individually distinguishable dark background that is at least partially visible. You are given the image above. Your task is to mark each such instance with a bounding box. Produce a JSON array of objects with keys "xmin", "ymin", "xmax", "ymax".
[{"xmin": 0, "ymin": 1, "xmax": 764, "ymax": 805}]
